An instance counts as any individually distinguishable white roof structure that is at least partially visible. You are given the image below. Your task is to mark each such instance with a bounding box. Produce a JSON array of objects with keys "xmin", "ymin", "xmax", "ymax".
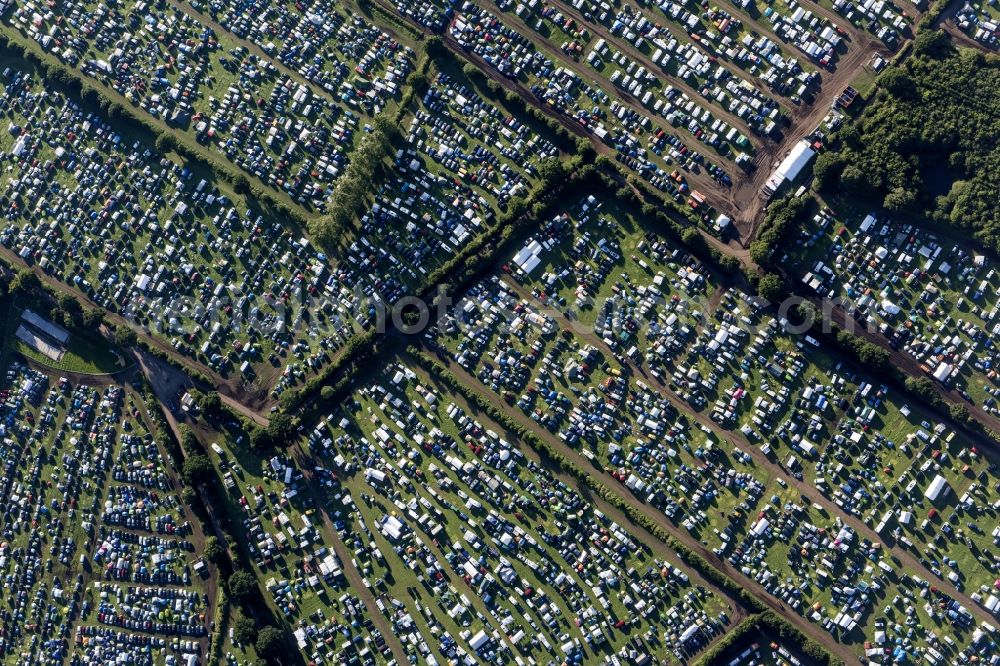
[
  {"xmin": 933, "ymin": 362, "xmax": 954, "ymax": 382},
  {"xmin": 925, "ymin": 474, "xmax": 950, "ymax": 502},
  {"xmin": 469, "ymin": 630, "xmax": 490, "ymax": 651},
  {"xmin": 763, "ymin": 140, "xmax": 816, "ymax": 195},
  {"xmin": 680, "ymin": 625, "xmax": 700, "ymax": 642},
  {"xmin": 751, "ymin": 517, "xmax": 770, "ymax": 536},
  {"xmin": 776, "ymin": 141, "xmax": 817, "ymax": 182},
  {"xmin": 21, "ymin": 309, "xmax": 71, "ymax": 344}
]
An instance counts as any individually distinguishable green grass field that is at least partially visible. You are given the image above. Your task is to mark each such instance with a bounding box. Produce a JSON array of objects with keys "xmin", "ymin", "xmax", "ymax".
[{"xmin": 4, "ymin": 304, "xmax": 123, "ymax": 375}]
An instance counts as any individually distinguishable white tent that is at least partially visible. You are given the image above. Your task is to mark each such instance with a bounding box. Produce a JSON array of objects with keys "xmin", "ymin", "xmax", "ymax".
[
  {"xmin": 774, "ymin": 140, "xmax": 816, "ymax": 183},
  {"xmin": 469, "ymin": 630, "xmax": 490, "ymax": 651},
  {"xmin": 925, "ymin": 474, "xmax": 950, "ymax": 502},
  {"xmin": 932, "ymin": 363, "xmax": 954, "ymax": 383}
]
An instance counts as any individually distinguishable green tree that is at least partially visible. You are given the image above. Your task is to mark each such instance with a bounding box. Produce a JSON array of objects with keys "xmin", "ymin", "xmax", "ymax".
[
  {"xmin": 196, "ymin": 391, "xmax": 224, "ymax": 420},
  {"xmin": 883, "ymin": 186, "xmax": 917, "ymax": 212},
  {"xmin": 756, "ymin": 273, "xmax": 786, "ymax": 304},
  {"xmin": 57, "ymin": 293, "xmax": 83, "ymax": 324},
  {"xmin": 232, "ymin": 615, "xmax": 258, "ymax": 646},
  {"xmin": 255, "ymin": 626, "xmax": 285, "ymax": 659},
  {"xmin": 680, "ymin": 226, "xmax": 706, "ymax": 252},
  {"xmin": 409, "ymin": 72, "xmax": 429, "ymax": 96},
  {"xmin": 266, "ymin": 412, "xmax": 297, "ymax": 446},
  {"xmin": 203, "ymin": 536, "xmax": 225, "ymax": 564},
  {"xmin": 227, "ymin": 570, "xmax": 258, "ymax": 601},
  {"xmin": 182, "ymin": 453, "xmax": 213, "ymax": 486},
  {"xmin": 840, "ymin": 164, "xmax": 874, "ymax": 197},
  {"xmin": 113, "ymin": 325, "xmax": 138, "ymax": 349},
  {"xmin": 154, "ymin": 133, "xmax": 178, "ymax": 154},
  {"xmin": 9, "ymin": 269, "xmax": 41, "ymax": 296},
  {"xmin": 425, "ymin": 37, "xmax": 445, "ymax": 58},
  {"xmin": 180, "ymin": 426, "xmax": 199, "ymax": 452},
  {"xmin": 949, "ymin": 403, "xmax": 972, "ymax": 427},
  {"xmin": 82, "ymin": 308, "xmax": 105, "ymax": 330},
  {"xmin": 905, "ymin": 376, "xmax": 942, "ymax": 407},
  {"xmin": 857, "ymin": 342, "xmax": 890, "ymax": 371},
  {"xmin": 812, "ymin": 152, "xmax": 846, "ymax": 192},
  {"xmin": 748, "ymin": 240, "xmax": 770, "ymax": 266},
  {"xmin": 717, "ymin": 254, "xmax": 741, "ymax": 274},
  {"xmin": 913, "ymin": 29, "xmax": 950, "ymax": 58},
  {"xmin": 879, "ymin": 69, "xmax": 918, "ymax": 100},
  {"xmin": 536, "ymin": 157, "xmax": 567, "ymax": 185},
  {"xmin": 794, "ymin": 300, "xmax": 819, "ymax": 328}
]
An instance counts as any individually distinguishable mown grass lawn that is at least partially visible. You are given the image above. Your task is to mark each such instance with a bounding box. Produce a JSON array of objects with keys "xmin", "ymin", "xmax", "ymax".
[{"xmin": 4, "ymin": 305, "xmax": 124, "ymax": 375}]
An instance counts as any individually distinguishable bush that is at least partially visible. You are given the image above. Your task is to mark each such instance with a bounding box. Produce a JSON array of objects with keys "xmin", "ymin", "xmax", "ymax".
[{"xmin": 204, "ymin": 536, "xmax": 226, "ymax": 564}]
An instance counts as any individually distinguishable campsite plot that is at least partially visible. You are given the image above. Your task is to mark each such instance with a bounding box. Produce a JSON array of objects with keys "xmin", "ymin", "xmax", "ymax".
[
  {"xmin": 0, "ymin": 362, "xmax": 214, "ymax": 665},
  {"xmin": 0, "ymin": 67, "xmax": 370, "ymax": 388},
  {"xmin": 199, "ymin": 432, "xmax": 401, "ymax": 664},
  {"xmin": 188, "ymin": 0, "xmax": 416, "ymax": 105},
  {"xmin": 823, "ymin": 0, "xmax": 911, "ymax": 46},
  {"xmin": 304, "ymin": 362, "xmax": 735, "ymax": 663},
  {"xmin": 334, "ymin": 65, "xmax": 565, "ymax": 293},
  {"xmin": 447, "ymin": 3, "xmax": 735, "ymax": 209},
  {"xmin": 5, "ymin": 0, "xmax": 414, "ymax": 209},
  {"xmin": 786, "ymin": 210, "xmax": 1000, "ymax": 409},
  {"xmin": 951, "ymin": 3, "xmax": 1000, "ymax": 48},
  {"xmin": 421, "ymin": 186, "xmax": 997, "ymax": 662},
  {"xmin": 760, "ymin": 355, "xmax": 1000, "ymax": 603}
]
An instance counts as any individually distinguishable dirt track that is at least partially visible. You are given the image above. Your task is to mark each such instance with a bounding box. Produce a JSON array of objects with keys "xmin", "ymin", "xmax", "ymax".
[
  {"xmin": 733, "ymin": 32, "xmax": 890, "ymax": 241},
  {"xmin": 422, "ymin": 0, "xmax": 894, "ymax": 243},
  {"xmin": 933, "ymin": 0, "xmax": 999, "ymax": 52}
]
